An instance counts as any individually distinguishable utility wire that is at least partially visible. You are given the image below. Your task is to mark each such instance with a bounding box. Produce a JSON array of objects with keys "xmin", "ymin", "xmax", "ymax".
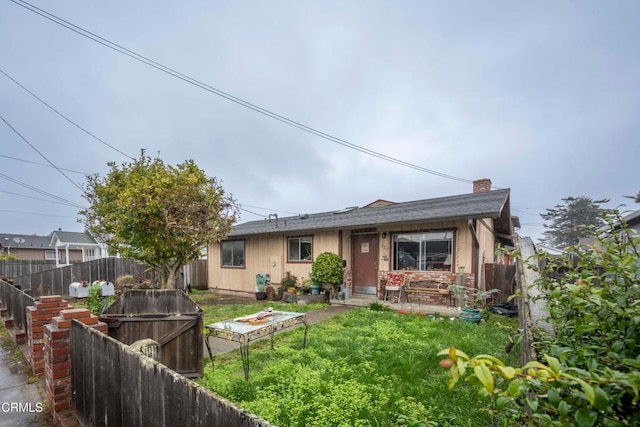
[
  {"xmin": 0, "ymin": 68, "xmax": 135, "ymax": 160},
  {"xmin": 0, "ymin": 209, "xmax": 74, "ymax": 218},
  {"xmin": 0, "ymin": 113, "xmax": 84, "ymax": 191},
  {"xmin": 0, "ymin": 189, "xmax": 84, "ymax": 207},
  {"xmin": 0, "ymin": 153, "xmax": 90, "ymax": 175},
  {"xmin": 241, "ymin": 204, "xmax": 299, "ymax": 216},
  {"xmin": 0, "ymin": 172, "xmax": 84, "ymax": 208},
  {"xmin": 10, "ymin": 0, "xmax": 474, "ymax": 185}
]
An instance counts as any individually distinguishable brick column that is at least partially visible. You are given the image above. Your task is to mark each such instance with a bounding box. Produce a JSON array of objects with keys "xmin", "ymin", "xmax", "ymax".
[
  {"xmin": 44, "ymin": 308, "xmax": 108, "ymax": 416},
  {"xmin": 26, "ymin": 295, "xmax": 73, "ymax": 376}
]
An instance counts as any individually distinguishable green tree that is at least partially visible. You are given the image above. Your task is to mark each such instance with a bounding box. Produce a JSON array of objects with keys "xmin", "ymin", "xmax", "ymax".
[
  {"xmin": 539, "ymin": 196, "xmax": 608, "ymax": 248},
  {"xmin": 80, "ymin": 151, "xmax": 238, "ymax": 289}
]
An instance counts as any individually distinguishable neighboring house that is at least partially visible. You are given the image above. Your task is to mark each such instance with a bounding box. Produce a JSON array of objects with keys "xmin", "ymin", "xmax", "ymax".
[
  {"xmin": 208, "ymin": 179, "xmax": 518, "ymax": 300},
  {"xmin": 49, "ymin": 230, "xmax": 107, "ymax": 267},
  {"xmin": 0, "ymin": 229, "xmax": 107, "ymax": 266},
  {"xmin": 0, "ymin": 233, "xmax": 62, "ymax": 262},
  {"xmin": 618, "ymin": 209, "xmax": 640, "ymax": 238}
]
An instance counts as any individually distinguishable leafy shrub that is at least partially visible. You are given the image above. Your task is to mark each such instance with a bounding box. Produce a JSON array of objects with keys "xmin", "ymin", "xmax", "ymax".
[
  {"xmin": 311, "ymin": 252, "xmax": 343, "ymax": 293},
  {"xmin": 439, "ymin": 213, "xmax": 640, "ymax": 426},
  {"xmin": 86, "ymin": 283, "xmax": 114, "ymax": 315},
  {"xmin": 86, "ymin": 284, "xmax": 104, "ymax": 315}
]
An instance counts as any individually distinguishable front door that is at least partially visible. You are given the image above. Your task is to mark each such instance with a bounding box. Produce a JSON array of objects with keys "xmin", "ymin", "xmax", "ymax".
[{"xmin": 352, "ymin": 233, "xmax": 379, "ymax": 295}]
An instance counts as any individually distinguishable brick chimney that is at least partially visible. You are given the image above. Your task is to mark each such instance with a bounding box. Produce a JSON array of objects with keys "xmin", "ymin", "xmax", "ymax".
[{"xmin": 473, "ymin": 178, "xmax": 492, "ymax": 193}]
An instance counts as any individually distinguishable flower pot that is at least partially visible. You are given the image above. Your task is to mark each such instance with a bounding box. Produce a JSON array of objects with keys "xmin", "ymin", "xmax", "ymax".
[
  {"xmin": 460, "ymin": 307, "xmax": 481, "ymax": 324},
  {"xmin": 255, "ymin": 292, "xmax": 267, "ymax": 301},
  {"xmin": 310, "ymin": 284, "xmax": 320, "ymax": 295}
]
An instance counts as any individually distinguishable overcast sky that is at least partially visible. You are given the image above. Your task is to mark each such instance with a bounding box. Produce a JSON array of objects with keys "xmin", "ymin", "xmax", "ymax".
[{"xmin": 1, "ymin": 1, "xmax": 639, "ymax": 243}]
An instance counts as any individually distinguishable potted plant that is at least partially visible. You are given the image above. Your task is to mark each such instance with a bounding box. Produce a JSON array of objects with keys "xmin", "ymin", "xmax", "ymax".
[
  {"xmin": 459, "ymin": 288, "xmax": 501, "ymax": 323},
  {"xmin": 311, "ymin": 252, "xmax": 344, "ymax": 299},
  {"xmin": 280, "ymin": 271, "xmax": 298, "ymax": 295},
  {"xmin": 447, "ymin": 283, "xmax": 468, "ymax": 309},
  {"xmin": 255, "ymin": 273, "xmax": 269, "ymax": 300},
  {"xmin": 300, "ymin": 277, "xmax": 312, "ymax": 295}
]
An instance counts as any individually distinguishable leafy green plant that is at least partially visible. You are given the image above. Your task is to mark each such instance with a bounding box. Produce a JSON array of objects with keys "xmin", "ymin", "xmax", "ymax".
[
  {"xmin": 439, "ymin": 212, "xmax": 640, "ymax": 426},
  {"xmin": 311, "ymin": 252, "xmax": 344, "ymax": 294},
  {"xmin": 368, "ymin": 301, "xmax": 392, "ymax": 312},
  {"xmin": 86, "ymin": 283, "xmax": 114, "ymax": 315},
  {"xmin": 86, "ymin": 284, "xmax": 104, "ymax": 315}
]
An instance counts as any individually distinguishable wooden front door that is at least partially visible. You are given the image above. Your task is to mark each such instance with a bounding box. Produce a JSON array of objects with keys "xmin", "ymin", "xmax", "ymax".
[{"xmin": 352, "ymin": 233, "xmax": 379, "ymax": 295}]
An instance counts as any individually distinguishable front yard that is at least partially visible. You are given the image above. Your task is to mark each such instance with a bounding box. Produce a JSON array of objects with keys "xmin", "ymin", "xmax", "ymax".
[{"xmin": 193, "ymin": 293, "xmax": 518, "ymax": 427}]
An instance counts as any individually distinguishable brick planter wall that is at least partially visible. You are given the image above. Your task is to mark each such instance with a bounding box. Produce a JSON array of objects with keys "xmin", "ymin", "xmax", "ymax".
[
  {"xmin": 43, "ymin": 308, "xmax": 107, "ymax": 417},
  {"xmin": 26, "ymin": 295, "xmax": 73, "ymax": 376}
]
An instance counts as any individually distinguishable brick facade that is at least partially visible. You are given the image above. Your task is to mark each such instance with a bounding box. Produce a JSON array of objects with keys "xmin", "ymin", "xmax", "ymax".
[
  {"xmin": 26, "ymin": 295, "xmax": 73, "ymax": 376},
  {"xmin": 378, "ymin": 270, "xmax": 475, "ymax": 305}
]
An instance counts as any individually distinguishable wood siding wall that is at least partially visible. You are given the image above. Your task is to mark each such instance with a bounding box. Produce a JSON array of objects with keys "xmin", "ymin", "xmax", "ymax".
[
  {"xmin": 70, "ymin": 321, "xmax": 273, "ymax": 427},
  {"xmin": 209, "ymin": 231, "xmax": 340, "ymax": 293}
]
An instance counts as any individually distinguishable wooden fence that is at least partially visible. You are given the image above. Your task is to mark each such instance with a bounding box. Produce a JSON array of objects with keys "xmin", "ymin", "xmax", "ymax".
[
  {"xmin": 70, "ymin": 321, "xmax": 273, "ymax": 427},
  {"xmin": 11, "ymin": 258, "xmax": 208, "ymax": 297},
  {"xmin": 484, "ymin": 263, "xmax": 517, "ymax": 301},
  {"xmin": 0, "ymin": 259, "xmax": 61, "ymax": 279},
  {"xmin": 0, "ymin": 279, "xmax": 35, "ymax": 339}
]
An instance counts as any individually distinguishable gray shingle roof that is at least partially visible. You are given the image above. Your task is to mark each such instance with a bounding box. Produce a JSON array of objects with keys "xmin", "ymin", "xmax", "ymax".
[
  {"xmin": 0, "ymin": 233, "xmax": 53, "ymax": 248},
  {"xmin": 230, "ymin": 188, "xmax": 511, "ymax": 237},
  {"xmin": 50, "ymin": 231, "xmax": 99, "ymax": 246}
]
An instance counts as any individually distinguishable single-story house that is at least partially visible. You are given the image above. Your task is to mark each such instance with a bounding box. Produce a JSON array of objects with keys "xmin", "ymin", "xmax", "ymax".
[
  {"xmin": 0, "ymin": 230, "xmax": 107, "ymax": 266},
  {"xmin": 208, "ymin": 179, "xmax": 518, "ymax": 303}
]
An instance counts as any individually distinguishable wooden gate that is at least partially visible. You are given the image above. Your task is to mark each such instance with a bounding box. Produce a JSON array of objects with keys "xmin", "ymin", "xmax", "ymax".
[{"xmin": 101, "ymin": 290, "xmax": 203, "ymax": 377}]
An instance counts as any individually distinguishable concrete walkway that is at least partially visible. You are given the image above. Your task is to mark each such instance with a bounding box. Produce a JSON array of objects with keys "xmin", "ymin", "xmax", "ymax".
[{"xmin": 0, "ymin": 346, "xmax": 44, "ymax": 427}]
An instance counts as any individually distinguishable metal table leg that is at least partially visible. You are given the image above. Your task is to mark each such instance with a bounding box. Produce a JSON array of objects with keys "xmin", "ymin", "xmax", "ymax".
[
  {"xmin": 240, "ymin": 339, "xmax": 250, "ymax": 382},
  {"xmin": 302, "ymin": 318, "xmax": 309, "ymax": 349},
  {"xmin": 204, "ymin": 333, "xmax": 214, "ymax": 369}
]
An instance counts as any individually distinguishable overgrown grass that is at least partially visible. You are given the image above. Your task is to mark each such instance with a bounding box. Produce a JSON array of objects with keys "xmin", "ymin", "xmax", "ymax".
[
  {"xmin": 188, "ymin": 289, "xmax": 327, "ymax": 325},
  {"xmin": 197, "ymin": 308, "xmax": 518, "ymax": 426}
]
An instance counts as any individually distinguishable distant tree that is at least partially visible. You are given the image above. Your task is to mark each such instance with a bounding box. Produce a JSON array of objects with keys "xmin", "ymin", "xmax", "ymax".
[
  {"xmin": 539, "ymin": 196, "xmax": 608, "ymax": 248},
  {"xmin": 625, "ymin": 191, "xmax": 640, "ymax": 203},
  {"xmin": 80, "ymin": 151, "xmax": 238, "ymax": 289}
]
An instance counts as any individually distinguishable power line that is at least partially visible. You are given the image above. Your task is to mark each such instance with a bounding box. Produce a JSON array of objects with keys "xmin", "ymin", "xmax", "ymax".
[
  {"xmin": 0, "ymin": 189, "xmax": 83, "ymax": 207},
  {"xmin": 0, "ymin": 209, "xmax": 74, "ymax": 218},
  {"xmin": 241, "ymin": 204, "xmax": 299, "ymax": 216},
  {"xmin": 0, "ymin": 113, "xmax": 83, "ymax": 192},
  {"xmin": 10, "ymin": 0, "xmax": 474, "ymax": 185},
  {"xmin": 0, "ymin": 153, "xmax": 90, "ymax": 175},
  {"xmin": 0, "ymin": 68, "xmax": 135, "ymax": 160},
  {"xmin": 0, "ymin": 172, "xmax": 84, "ymax": 209}
]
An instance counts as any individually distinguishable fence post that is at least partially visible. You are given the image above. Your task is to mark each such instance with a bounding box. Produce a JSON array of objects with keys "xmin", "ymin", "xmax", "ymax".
[
  {"xmin": 43, "ymin": 308, "xmax": 107, "ymax": 420},
  {"xmin": 26, "ymin": 295, "xmax": 73, "ymax": 376}
]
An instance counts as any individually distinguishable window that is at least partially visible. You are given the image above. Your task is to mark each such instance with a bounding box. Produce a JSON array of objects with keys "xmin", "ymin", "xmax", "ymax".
[
  {"xmin": 221, "ymin": 241, "xmax": 245, "ymax": 267},
  {"xmin": 288, "ymin": 236, "xmax": 312, "ymax": 262},
  {"xmin": 45, "ymin": 250, "xmax": 60, "ymax": 260},
  {"xmin": 392, "ymin": 231, "xmax": 453, "ymax": 271}
]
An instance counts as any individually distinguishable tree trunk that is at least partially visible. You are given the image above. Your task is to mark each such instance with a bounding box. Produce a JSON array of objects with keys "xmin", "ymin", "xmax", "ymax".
[{"xmin": 164, "ymin": 263, "xmax": 182, "ymax": 289}]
